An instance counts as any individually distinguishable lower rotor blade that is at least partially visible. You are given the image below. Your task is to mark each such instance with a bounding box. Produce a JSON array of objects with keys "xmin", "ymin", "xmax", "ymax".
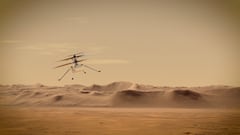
[
  {"xmin": 76, "ymin": 59, "xmax": 87, "ymax": 63},
  {"xmin": 55, "ymin": 62, "xmax": 73, "ymax": 68}
]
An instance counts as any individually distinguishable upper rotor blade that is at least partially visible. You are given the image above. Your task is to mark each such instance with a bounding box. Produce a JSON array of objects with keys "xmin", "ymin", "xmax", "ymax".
[
  {"xmin": 67, "ymin": 52, "xmax": 84, "ymax": 57},
  {"xmin": 55, "ymin": 62, "xmax": 73, "ymax": 68},
  {"xmin": 57, "ymin": 54, "xmax": 84, "ymax": 62}
]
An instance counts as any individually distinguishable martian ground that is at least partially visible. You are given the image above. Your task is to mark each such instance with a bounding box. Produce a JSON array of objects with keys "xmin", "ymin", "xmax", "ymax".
[{"xmin": 0, "ymin": 82, "xmax": 239, "ymax": 135}]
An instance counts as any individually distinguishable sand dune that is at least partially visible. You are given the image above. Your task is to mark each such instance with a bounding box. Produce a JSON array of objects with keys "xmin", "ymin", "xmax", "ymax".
[
  {"xmin": 83, "ymin": 81, "xmax": 134, "ymax": 92},
  {"xmin": 0, "ymin": 82, "xmax": 239, "ymax": 108},
  {"xmin": 112, "ymin": 90, "xmax": 165, "ymax": 107}
]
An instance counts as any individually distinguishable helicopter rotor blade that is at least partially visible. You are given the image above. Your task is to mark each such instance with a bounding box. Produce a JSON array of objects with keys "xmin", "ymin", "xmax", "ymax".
[
  {"xmin": 76, "ymin": 59, "xmax": 87, "ymax": 63},
  {"xmin": 57, "ymin": 54, "xmax": 85, "ymax": 62},
  {"xmin": 55, "ymin": 62, "xmax": 73, "ymax": 69},
  {"xmin": 67, "ymin": 52, "xmax": 84, "ymax": 57},
  {"xmin": 55, "ymin": 59, "xmax": 87, "ymax": 68}
]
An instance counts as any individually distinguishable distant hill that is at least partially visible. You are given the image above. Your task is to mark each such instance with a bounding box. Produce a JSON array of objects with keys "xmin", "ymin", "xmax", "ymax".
[{"xmin": 0, "ymin": 82, "xmax": 239, "ymax": 108}]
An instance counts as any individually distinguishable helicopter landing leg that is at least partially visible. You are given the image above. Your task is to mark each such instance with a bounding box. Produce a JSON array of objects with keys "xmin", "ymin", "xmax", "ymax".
[
  {"xmin": 83, "ymin": 64, "xmax": 101, "ymax": 72},
  {"xmin": 58, "ymin": 68, "xmax": 71, "ymax": 81}
]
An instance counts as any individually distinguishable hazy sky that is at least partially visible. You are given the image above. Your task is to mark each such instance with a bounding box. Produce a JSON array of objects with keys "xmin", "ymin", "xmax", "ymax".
[{"xmin": 0, "ymin": 0, "xmax": 240, "ymax": 86}]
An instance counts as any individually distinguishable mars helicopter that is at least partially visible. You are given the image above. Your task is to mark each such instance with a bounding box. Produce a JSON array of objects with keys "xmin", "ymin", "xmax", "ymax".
[{"xmin": 55, "ymin": 52, "xmax": 101, "ymax": 81}]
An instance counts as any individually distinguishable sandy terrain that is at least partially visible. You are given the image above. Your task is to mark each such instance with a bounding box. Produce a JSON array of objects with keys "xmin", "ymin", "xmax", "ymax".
[
  {"xmin": 0, "ymin": 107, "xmax": 240, "ymax": 135},
  {"xmin": 0, "ymin": 82, "xmax": 240, "ymax": 135}
]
